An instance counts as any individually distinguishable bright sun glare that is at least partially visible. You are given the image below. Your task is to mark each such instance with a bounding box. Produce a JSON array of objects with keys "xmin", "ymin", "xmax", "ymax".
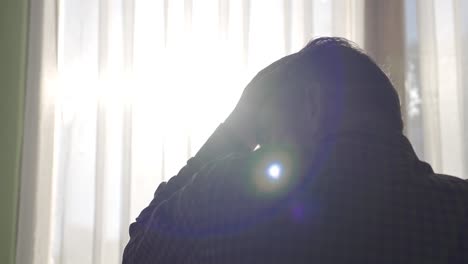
[{"xmin": 268, "ymin": 163, "xmax": 282, "ymax": 179}]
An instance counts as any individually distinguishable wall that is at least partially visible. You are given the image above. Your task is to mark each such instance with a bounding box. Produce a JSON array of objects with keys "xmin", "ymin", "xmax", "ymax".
[{"xmin": 0, "ymin": 0, "xmax": 29, "ymax": 263}]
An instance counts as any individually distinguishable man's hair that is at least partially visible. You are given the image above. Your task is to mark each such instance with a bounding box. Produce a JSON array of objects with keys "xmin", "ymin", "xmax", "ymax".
[{"xmin": 295, "ymin": 37, "xmax": 403, "ymax": 133}]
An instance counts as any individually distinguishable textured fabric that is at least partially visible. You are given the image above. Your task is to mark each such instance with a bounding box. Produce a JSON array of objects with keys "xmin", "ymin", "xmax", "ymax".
[{"xmin": 123, "ymin": 130, "xmax": 468, "ymax": 264}]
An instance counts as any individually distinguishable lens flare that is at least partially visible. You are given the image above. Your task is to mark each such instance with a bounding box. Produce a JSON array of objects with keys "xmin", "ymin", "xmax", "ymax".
[{"xmin": 267, "ymin": 163, "xmax": 281, "ymax": 179}]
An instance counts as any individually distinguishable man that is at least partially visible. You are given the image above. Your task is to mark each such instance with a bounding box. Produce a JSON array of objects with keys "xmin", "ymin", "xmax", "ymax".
[{"xmin": 123, "ymin": 37, "xmax": 468, "ymax": 263}]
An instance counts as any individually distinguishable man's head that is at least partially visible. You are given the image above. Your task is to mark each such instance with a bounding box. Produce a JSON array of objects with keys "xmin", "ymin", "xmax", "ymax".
[{"xmin": 258, "ymin": 37, "xmax": 403, "ymax": 147}]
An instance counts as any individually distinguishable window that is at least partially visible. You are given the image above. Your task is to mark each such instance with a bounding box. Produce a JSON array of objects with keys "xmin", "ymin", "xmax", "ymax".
[{"xmin": 18, "ymin": 1, "xmax": 467, "ymax": 263}]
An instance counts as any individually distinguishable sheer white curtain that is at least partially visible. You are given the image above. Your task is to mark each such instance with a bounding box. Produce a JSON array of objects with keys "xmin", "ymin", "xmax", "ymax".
[
  {"xmin": 404, "ymin": 0, "xmax": 468, "ymax": 176},
  {"xmin": 17, "ymin": 0, "xmax": 466, "ymax": 263}
]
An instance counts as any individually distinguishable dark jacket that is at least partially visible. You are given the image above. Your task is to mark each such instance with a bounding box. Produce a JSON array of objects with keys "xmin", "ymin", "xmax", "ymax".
[{"xmin": 123, "ymin": 125, "xmax": 468, "ymax": 263}]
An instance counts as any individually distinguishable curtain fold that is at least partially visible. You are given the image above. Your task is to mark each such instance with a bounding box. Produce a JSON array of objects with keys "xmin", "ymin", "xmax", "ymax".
[
  {"xmin": 416, "ymin": 0, "xmax": 465, "ymax": 176},
  {"xmin": 17, "ymin": 0, "xmax": 58, "ymax": 263},
  {"xmin": 18, "ymin": 0, "xmax": 467, "ymax": 263}
]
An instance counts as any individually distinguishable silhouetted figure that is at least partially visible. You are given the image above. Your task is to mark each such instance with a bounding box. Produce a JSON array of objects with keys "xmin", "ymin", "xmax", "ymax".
[{"xmin": 123, "ymin": 37, "xmax": 468, "ymax": 263}]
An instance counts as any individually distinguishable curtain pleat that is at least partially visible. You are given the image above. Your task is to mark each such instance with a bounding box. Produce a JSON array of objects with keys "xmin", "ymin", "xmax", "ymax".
[
  {"xmin": 242, "ymin": 0, "xmax": 250, "ymax": 65},
  {"xmin": 283, "ymin": 0, "xmax": 292, "ymax": 54},
  {"xmin": 16, "ymin": 1, "xmax": 60, "ymax": 262},
  {"xmin": 120, "ymin": 0, "xmax": 135, "ymax": 257},
  {"xmin": 55, "ymin": 0, "xmax": 100, "ymax": 263},
  {"xmin": 219, "ymin": 0, "xmax": 230, "ymax": 39},
  {"xmin": 303, "ymin": 0, "xmax": 314, "ymax": 44},
  {"xmin": 452, "ymin": 0, "xmax": 468, "ymax": 176},
  {"xmin": 417, "ymin": 0, "xmax": 442, "ymax": 171},
  {"xmin": 432, "ymin": 0, "xmax": 464, "ymax": 176},
  {"xmin": 417, "ymin": 0, "xmax": 465, "ymax": 176}
]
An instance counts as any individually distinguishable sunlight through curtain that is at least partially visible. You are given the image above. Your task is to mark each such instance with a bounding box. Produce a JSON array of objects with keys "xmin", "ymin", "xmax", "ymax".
[
  {"xmin": 405, "ymin": 0, "xmax": 468, "ymax": 176},
  {"xmin": 46, "ymin": 1, "xmax": 364, "ymax": 263}
]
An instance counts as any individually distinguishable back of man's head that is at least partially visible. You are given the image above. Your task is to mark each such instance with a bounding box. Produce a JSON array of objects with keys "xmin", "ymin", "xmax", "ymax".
[{"xmin": 293, "ymin": 37, "xmax": 403, "ymax": 136}]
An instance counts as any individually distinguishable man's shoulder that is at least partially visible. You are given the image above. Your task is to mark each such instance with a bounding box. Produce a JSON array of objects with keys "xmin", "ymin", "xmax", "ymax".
[
  {"xmin": 407, "ymin": 172, "xmax": 468, "ymax": 211},
  {"xmin": 421, "ymin": 172, "xmax": 468, "ymax": 193}
]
